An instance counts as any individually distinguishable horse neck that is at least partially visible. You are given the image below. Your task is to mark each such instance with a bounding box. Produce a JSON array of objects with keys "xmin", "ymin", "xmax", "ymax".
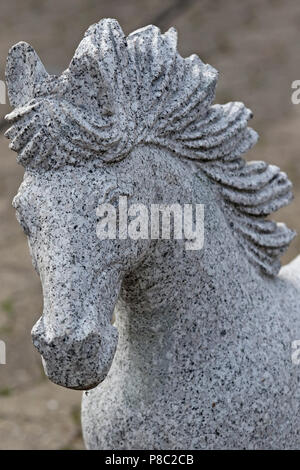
[{"xmin": 117, "ymin": 149, "xmax": 270, "ymax": 338}]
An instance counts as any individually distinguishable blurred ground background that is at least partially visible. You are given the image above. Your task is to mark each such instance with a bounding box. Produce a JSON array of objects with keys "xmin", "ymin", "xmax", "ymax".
[{"xmin": 1, "ymin": 0, "xmax": 300, "ymax": 450}]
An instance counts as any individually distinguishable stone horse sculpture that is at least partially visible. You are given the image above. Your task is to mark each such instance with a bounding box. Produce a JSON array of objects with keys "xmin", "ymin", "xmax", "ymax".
[{"xmin": 5, "ymin": 18, "xmax": 300, "ymax": 449}]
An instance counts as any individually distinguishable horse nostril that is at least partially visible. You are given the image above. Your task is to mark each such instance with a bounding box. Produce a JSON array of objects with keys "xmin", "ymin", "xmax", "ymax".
[
  {"xmin": 31, "ymin": 318, "xmax": 56, "ymax": 356},
  {"xmin": 31, "ymin": 318, "xmax": 46, "ymax": 344},
  {"xmin": 32, "ymin": 332, "xmax": 46, "ymax": 354},
  {"xmin": 32, "ymin": 333, "xmax": 62, "ymax": 359},
  {"xmin": 32, "ymin": 329, "xmax": 102, "ymax": 358},
  {"xmin": 31, "ymin": 316, "xmax": 45, "ymax": 336}
]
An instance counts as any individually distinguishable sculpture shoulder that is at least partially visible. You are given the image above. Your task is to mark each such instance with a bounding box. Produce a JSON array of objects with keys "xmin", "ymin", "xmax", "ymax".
[{"xmin": 279, "ymin": 254, "xmax": 300, "ymax": 288}]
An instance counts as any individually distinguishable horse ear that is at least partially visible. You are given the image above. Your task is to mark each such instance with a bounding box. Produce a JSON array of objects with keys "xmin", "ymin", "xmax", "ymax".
[
  {"xmin": 67, "ymin": 19, "xmax": 128, "ymax": 107},
  {"xmin": 6, "ymin": 42, "xmax": 49, "ymax": 108}
]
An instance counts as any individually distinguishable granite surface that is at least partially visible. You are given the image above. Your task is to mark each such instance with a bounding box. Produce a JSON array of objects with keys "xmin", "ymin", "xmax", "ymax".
[{"xmin": 5, "ymin": 19, "xmax": 300, "ymax": 449}]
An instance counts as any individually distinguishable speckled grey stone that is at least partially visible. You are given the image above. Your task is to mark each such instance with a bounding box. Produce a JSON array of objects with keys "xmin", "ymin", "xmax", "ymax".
[{"xmin": 5, "ymin": 18, "xmax": 300, "ymax": 449}]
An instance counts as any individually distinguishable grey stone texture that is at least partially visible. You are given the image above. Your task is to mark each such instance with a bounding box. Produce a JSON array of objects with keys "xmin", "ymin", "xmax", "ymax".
[{"xmin": 5, "ymin": 18, "xmax": 300, "ymax": 449}]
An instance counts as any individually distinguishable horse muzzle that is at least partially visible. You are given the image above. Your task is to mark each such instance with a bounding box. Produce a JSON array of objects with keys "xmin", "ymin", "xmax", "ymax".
[{"xmin": 31, "ymin": 317, "xmax": 118, "ymax": 390}]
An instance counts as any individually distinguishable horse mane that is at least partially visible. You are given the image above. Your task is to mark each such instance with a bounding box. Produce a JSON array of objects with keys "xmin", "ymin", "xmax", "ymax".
[{"xmin": 5, "ymin": 18, "xmax": 295, "ymax": 276}]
